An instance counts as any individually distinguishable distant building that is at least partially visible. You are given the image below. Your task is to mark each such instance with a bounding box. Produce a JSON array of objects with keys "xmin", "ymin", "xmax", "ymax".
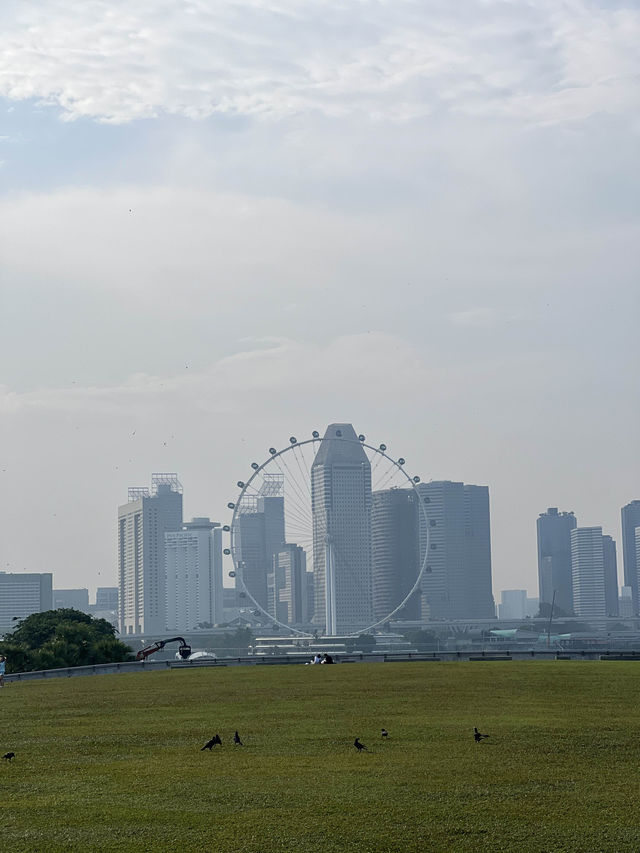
[
  {"xmin": 619, "ymin": 585, "xmax": 634, "ymax": 618},
  {"xmin": 525, "ymin": 597, "xmax": 539, "ymax": 618},
  {"xmin": 95, "ymin": 587, "xmax": 118, "ymax": 612},
  {"xmin": 165, "ymin": 518, "xmax": 224, "ymax": 631},
  {"xmin": 267, "ymin": 544, "xmax": 307, "ymax": 625},
  {"xmin": 571, "ymin": 527, "xmax": 607, "ymax": 617},
  {"xmin": 311, "ymin": 423, "xmax": 373, "ymax": 634},
  {"xmin": 602, "ymin": 535, "xmax": 619, "ymax": 617},
  {"xmin": 417, "ymin": 481, "xmax": 495, "ymax": 620},
  {"xmin": 234, "ymin": 475, "xmax": 285, "ymax": 613},
  {"xmin": 498, "ymin": 589, "xmax": 527, "ymax": 620},
  {"xmin": 621, "ymin": 501, "xmax": 640, "ymax": 612},
  {"xmin": 53, "ymin": 588, "xmax": 90, "ymax": 612},
  {"xmin": 0, "ymin": 572, "xmax": 53, "ymax": 636},
  {"xmin": 118, "ymin": 474, "xmax": 183, "ymax": 635},
  {"xmin": 371, "ymin": 488, "xmax": 420, "ymax": 622},
  {"xmin": 537, "ymin": 507, "xmax": 577, "ymax": 615}
]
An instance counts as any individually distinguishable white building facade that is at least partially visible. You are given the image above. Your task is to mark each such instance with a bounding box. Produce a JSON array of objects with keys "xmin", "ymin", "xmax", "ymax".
[
  {"xmin": 165, "ymin": 518, "xmax": 223, "ymax": 631},
  {"xmin": 571, "ymin": 527, "xmax": 607, "ymax": 617}
]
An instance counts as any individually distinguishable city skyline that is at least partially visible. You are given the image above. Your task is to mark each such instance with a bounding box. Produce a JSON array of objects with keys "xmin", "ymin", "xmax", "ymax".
[{"xmin": 1, "ymin": 2, "xmax": 638, "ymax": 599}]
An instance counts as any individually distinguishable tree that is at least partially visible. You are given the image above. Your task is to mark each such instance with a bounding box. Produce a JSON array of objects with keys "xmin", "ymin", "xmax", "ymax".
[
  {"xmin": 0, "ymin": 609, "xmax": 133, "ymax": 673},
  {"xmin": 403, "ymin": 629, "xmax": 438, "ymax": 650}
]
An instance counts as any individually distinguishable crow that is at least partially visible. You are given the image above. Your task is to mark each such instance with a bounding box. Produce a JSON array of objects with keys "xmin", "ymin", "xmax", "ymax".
[
  {"xmin": 474, "ymin": 727, "xmax": 489, "ymax": 743},
  {"xmin": 354, "ymin": 738, "xmax": 368, "ymax": 752},
  {"xmin": 2, "ymin": 752, "xmax": 14, "ymax": 761},
  {"xmin": 381, "ymin": 729, "xmax": 389, "ymax": 739},
  {"xmin": 234, "ymin": 731, "xmax": 243, "ymax": 746},
  {"xmin": 201, "ymin": 734, "xmax": 222, "ymax": 751}
]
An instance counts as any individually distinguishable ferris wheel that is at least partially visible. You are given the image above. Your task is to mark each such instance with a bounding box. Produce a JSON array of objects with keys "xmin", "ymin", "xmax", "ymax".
[{"xmin": 223, "ymin": 427, "xmax": 431, "ymax": 637}]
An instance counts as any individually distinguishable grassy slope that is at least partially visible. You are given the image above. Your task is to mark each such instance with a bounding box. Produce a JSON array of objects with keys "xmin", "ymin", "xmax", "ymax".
[{"xmin": 1, "ymin": 661, "xmax": 640, "ymax": 852}]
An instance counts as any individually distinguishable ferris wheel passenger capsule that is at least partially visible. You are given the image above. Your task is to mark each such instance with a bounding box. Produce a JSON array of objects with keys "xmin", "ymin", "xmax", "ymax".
[
  {"xmin": 312, "ymin": 430, "xmax": 320, "ymax": 438},
  {"xmin": 223, "ymin": 548, "xmax": 231, "ymax": 555},
  {"xmin": 289, "ymin": 436, "xmax": 297, "ymax": 444},
  {"xmin": 269, "ymin": 447, "xmax": 277, "ymax": 455},
  {"xmin": 227, "ymin": 502, "xmax": 235, "ymax": 509},
  {"xmin": 379, "ymin": 443, "xmax": 387, "ymax": 451}
]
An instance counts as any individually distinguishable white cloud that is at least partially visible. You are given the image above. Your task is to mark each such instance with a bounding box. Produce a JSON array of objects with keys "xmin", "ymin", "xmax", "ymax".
[{"xmin": 0, "ymin": 1, "xmax": 638, "ymax": 124}]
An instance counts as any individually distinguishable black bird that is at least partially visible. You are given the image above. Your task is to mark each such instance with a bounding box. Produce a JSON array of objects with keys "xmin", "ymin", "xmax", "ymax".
[
  {"xmin": 354, "ymin": 738, "xmax": 368, "ymax": 752},
  {"xmin": 2, "ymin": 752, "xmax": 14, "ymax": 761},
  {"xmin": 201, "ymin": 734, "xmax": 222, "ymax": 751},
  {"xmin": 381, "ymin": 729, "xmax": 389, "ymax": 739},
  {"xmin": 474, "ymin": 727, "xmax": 490, "ymax": 743},
  {"xmin": 234, "ymin": 731, "xmax": 243, "ymax": 746}
]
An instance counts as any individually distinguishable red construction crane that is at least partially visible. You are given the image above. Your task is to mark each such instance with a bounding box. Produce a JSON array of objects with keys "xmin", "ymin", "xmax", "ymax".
[{"xmin": 136, "ymin": 637, "xmax": 192, "ymax": 661}]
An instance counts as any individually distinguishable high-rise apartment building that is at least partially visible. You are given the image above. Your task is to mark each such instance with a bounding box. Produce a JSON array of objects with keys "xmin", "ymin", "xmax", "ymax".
[
  {"xmin": 537, "ymin": 507, "xmax": 577, "ymax": 615},
  {"xmin": 165, "ymin": 517, "xmax": 224, "ymax": 631},
  {"xmin": 0, "ymin": 572, "xmax": 53, "ymax": 636},
  {"xmin": 267, "ymin": 544, "xmax": 307, "ymax": 625},
  {"xmin": 371, "ymin": 488, "xmax": 420, "ymax": 622},
  {"xmin": 417, "ymin": 481, "xmax": 495, "ymax": 620},
  {"xmin": 311, "ymin": 423, "xmax": 373, "ymax": 634},
  {"xmin": 234, "ymin": 475, "xmax": 285, "ymax": 612},
  {"xmin": 571, "ymin": 527, "xmax": 607, "ymax": 617},
  {"xmin": 118, "ymin": 474, "xmax": 183, "ymax": 635},
  {"xmin": 621, "ymin": 501, "xmax": 640, "ymax": 611}
]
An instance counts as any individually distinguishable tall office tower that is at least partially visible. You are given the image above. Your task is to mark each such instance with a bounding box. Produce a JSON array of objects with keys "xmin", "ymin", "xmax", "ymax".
[
  {"xmin": 499, "ymin": 589, "xmax": 527, "ymax": 620},
  {"xmin": 417, "ymin": 481, "xmax": 495, "ymax": 620},
  {"xmin": 165, "ymin": 518, "xmax": 223, "ymax": 632},
  {"xmin": 118, "ymin": 474, "xmax": 183, "ymax": 635},
  {"xmin": 234, "ymin": 475, "xmax": 285, "ymax": 612},
  {"xmin": 371, "ymin": 488, "xmax": 420, "ymax": 622},
  {"xmin": 53, "ymin": 589, "xmax": 90, "ymax": 612},
  {"xmin": 0, "ymin": 572, "xmax": 53, "ymax": 636},
  {"xmin": 95, "ymin": 587, "xmax": 119, "ymax": 612},
  {"xmin": 621, "ymin": 501, "xmax": 640, "ymax": 611},
  {"xmin": 571, "ymin": 527, "xmax": 607, "ymax": 617},
  {"xmin": 602, "ymin": 535, "xmax": 619, "ymax": 617},
  {"xmin": 311, "ymin": 423, "xmax": 373, "ymax": 634},
  {"xmin": 267, "ymin": 544, "xmax": 307, "ymax": 625},
  {"xmin": 536, "ymin": 507, "xmax": 577, "ymax": 615}
]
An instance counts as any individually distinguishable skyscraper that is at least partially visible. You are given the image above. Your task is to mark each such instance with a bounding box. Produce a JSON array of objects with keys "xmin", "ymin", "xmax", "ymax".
[
  {"xmin": 311, "ymin": 423, "xmax": 373, "ymax": 634},
  {"xmin": 417, "ymin": 481, "xmax": 495, "ymax": 620},
  {"xmin": 621, "ymin": 500, "xmax": 640, "ymax": 611},
  {"xmin": 371, "ymin": 488, "xmax": 420, "ymax": 622},
  {"xmin": 537, "ymin": 507, "xmax": 577, "ymax": 615},
  {"xmin": 118, "ymin": 474, "xmax": 183, "ymax": 635},
  {"xmin": 268, "ymin": 543, "xmax": 307, "ymax": 625},
  {"xmin": 165, "ymin": 517, "xmax": 224, "ymax": 631},
  {"xmin": 602, "ymin": 534, "xmax": 619, "ymax": 617},
  {"xmin": 571, "ymin": 526, "xmax": 607, "ymax": 617},
  {"xmin": 234, "ymin": 475, "xmax": 285, "ymax": 612}
]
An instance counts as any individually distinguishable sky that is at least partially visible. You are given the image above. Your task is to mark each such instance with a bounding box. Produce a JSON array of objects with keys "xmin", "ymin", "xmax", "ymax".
[{"xmin": 0, "ymin": 0, "xmax": 638, "ymax": 601}]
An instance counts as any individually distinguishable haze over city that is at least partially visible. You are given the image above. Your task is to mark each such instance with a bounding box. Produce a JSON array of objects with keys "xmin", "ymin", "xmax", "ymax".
[{"xmin": 1, "ymin": 0, "xmax": 638, "ymax": 600}]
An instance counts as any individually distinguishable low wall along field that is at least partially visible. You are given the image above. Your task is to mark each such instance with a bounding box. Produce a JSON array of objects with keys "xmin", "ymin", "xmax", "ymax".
[{"xmin": 2, "ymin": 661, "xmax": 640, "ymax": 852}]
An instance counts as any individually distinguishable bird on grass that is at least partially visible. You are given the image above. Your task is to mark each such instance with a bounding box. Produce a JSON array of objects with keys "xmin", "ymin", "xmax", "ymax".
[
  {"xmin": 381, "ymin": 729, "xmax": 389, "ymax": 739},
  {"xmin": 234, "ymin": 731, "xmax": 243, "ymax": 746},
  {"xmin": 2, "ymin": 752, "xmax": 15, "ymax": 761},
  {"xmin": 201, "ymin": 734, "xmax": 222, "ymax": 751},
  {"xmin": 354, "ymin": 738, "xmax": 368, "ymax": 752},
  {"xmin": 474, "ymin": 727, "xmax": 490, "ymax": 743}
]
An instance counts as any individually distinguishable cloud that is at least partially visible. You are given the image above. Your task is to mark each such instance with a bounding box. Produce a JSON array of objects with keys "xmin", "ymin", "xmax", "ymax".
[{"xmin": 0, "ymin": 1, "xmax": 638, "ymax": 124}]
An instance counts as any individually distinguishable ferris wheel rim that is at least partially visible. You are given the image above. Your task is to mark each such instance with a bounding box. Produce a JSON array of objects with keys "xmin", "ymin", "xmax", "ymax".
[{"xmin": 226, "ymin": 433, "xmax": 431, "ymax": 638}]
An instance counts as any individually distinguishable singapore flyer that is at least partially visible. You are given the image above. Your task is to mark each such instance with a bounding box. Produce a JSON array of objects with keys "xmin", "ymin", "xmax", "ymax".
[{"xmin": 224, "ymin": 423, "xmax": 432, "ymax": 637}]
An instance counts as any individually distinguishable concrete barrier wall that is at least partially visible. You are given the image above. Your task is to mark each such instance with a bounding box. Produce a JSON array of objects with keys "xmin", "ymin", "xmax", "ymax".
[{"xmin": 4, "ymin": 648, "xmax": 640, "ymax": 682}]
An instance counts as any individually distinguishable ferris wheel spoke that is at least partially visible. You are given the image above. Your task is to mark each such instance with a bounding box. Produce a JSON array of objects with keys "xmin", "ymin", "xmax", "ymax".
[
  {"xmin": 277, "ymin": 453, "xmax": 312, "ymax": 518},
  {"xmin": 373, "ymin": 462, "xmax": 405, "ymax": 493}
]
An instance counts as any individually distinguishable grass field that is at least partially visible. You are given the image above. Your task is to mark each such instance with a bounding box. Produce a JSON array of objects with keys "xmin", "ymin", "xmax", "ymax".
[{"xmin": 2, "ymin": 661, "xmax": 640, "ymax": 852}]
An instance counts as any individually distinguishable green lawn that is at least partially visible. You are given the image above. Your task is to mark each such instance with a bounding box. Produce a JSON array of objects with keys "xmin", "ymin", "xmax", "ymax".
[{"xmin": 2, "ymin": 661, "xmax": 640, "ymax": 852}]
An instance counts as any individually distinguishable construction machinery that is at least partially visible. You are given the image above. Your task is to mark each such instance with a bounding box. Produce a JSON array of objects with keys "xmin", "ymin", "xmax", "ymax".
[{"xmin": 136, "ymin": 637, "xmax": 192, "ymax": 661}]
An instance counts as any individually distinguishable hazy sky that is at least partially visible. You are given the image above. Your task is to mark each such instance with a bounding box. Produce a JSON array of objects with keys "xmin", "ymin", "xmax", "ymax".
[{"xmin": 1, "ymin": 0, "xmax": 638, "ymax": 600}]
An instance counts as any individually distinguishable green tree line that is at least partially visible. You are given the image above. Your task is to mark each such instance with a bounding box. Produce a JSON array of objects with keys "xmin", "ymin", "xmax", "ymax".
[{"xmin": 0, "ymin": 609, "xmax": 133, "ymax": 673}]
